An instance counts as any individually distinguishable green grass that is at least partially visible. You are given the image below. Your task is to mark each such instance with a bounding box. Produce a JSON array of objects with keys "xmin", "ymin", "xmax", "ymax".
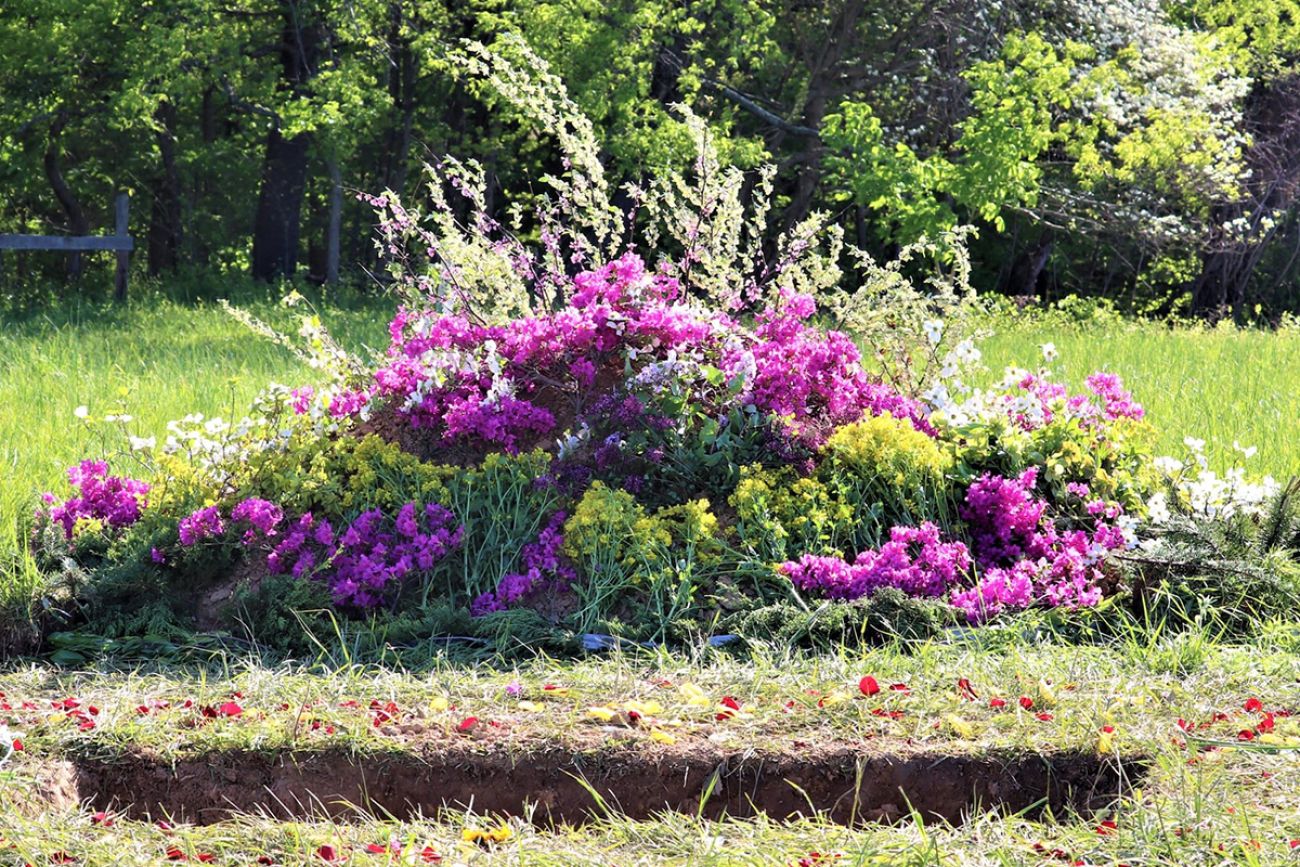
[
  {"xmin": 3, "ymin": 632, "xmax": 1300, "ymax": 864},
  {"xmin": 983, "ymin": 322, "xmax": 1300, "ymax": 481},
  {"xmin": 0, "ymin": 289, "xmax": 392, "ymax": 622}
]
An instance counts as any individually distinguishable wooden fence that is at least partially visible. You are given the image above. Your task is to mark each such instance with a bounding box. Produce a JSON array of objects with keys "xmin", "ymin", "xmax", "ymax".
[{"xmin": 0, "ymin": 192, "xmax": 133, "ymax": 300}]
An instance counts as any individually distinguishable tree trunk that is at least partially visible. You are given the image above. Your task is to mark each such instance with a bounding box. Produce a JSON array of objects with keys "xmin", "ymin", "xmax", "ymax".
[
  {"xmin": 252, "ymin": 128, "xmax": 311, "ymax": 281},
  {"xmin": 148, "ymin": 101, "xmax": 184, "ymax": 275},
  {"xmin": 780, "ymin": 0, "xmax": 866, "ymax": 232},
  {"xmin": 1191, "ymin": 74, "xmax": 1300, "ymax": 319},
  {"xmin": 42, "ymin": 115, "xmax": 90, "ymax": 281},
  {"xmin": 250, "ymin": 8, "xmax": 321, "ymax": 282},
  {"xmin": 326, "ymin": 158, "xmax": 342, "ymax": 283},
  {"xmin": 380, "ymin": 3, "xmax": 416, "ymax": 195}
]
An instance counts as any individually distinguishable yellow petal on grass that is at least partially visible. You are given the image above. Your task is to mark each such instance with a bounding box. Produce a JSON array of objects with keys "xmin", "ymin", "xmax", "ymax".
[
  {"xmin": 517, "ymin": 701, "xmax": 545, "ymax": 713},
  {"xmin": 945, "ymin": 715, "xmax": 974, "ymax": 739},
  {"xmin": 429, "ymin": 696, "xmax": 449, "ymax": 712},
  {"xmin": 624, "ymin": 700, "xmax": 663, "ymax": 716},
  {"xmin": 650, "ymin": 729, "xmax": 677, "ymax": 745},
  {"xmin": 679, "ymin": 683, "xmax": 710, "ymax": 707},
  {"xmin": 585, "ymin": 706, "xmax": 619, "ymax": 722},
  {"xmin": 819, "ymin": 689, "xmax": 850, "ymax": 708},
  {"xmin": 1036, "ymin": 680, "xmax": 1058, "ymax": 707},
  {"xmin": 1097, "ymin": 729, "xmax": 1116, "ymax": 754},
  {"xmin": 462, "ymin": 823, "xmax": 513, "ymax": 844}
]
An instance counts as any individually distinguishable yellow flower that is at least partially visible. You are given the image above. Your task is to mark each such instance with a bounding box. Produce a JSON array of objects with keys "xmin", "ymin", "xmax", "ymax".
[
  {"xmin": 623, "ymin": 700, "xmax": 663, "ymax": 716},
  {"xmin": 650, "ymin": 729, "xmax": 677, "ymax": 745}
]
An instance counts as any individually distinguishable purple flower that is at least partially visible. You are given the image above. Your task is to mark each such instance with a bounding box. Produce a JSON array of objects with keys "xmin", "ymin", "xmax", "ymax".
[
  {"xmin": 43, "ymin": 460, "xmax": 149, "ymax": 539},
  {"xmin": 178, "ymin": 506, "xmax": 224, "ymax": 546}
]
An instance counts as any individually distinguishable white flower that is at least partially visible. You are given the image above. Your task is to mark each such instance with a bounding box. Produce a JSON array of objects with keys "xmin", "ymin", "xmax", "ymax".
[
  {"xmin": 1041, "ymin": 342, "xmax": 1058, "ymax": 362},
  {"xmin": 1232, "ymin": 440, "xmax": 1258, "ymax": 460},
  {"xmin": 128, "ymin": 436, "xmax": 156, "ymax": 452},
  {"xmin": 1153, "ymin": 456, "xmax": 1183, "ymax": 475},
  {"xmin": 922, "ymin": 319, "xmax": 944, "ymax": 345},
  {"xmin": 1183, "ymin": 436, "xmax": 1206, "ymax": 453},
  {"xmin": 1145, "ymin": 492, "xmax": 1170, "ymax": 525},
  {"xmin": 951, "ymin": 339, "xmax": 981, "ymax": 364},
  {"xmin": 73, "ymin": 406, "xmax": 89, "ymax": 419}
]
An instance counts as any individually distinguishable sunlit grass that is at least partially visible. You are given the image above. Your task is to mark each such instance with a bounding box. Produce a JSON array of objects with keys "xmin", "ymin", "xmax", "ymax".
[{"xmin": 982, "ymin": 324, "xmax": 1300, "ymax": 481}]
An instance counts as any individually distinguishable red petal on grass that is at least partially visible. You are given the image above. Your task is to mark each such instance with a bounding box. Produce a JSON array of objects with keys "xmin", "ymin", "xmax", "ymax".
[
  {"xmin": 1258, "ymin": 713, "xmax": 1275, "ymax": 733},
  {"xmin": 90, "ymin": 811, "xmax": 113, "ymax": 827},
  {"xmin": 989, "ymin": 698, "xmax": 1007, "ymax": 709},
  {"xmin": 217, "ymin": 701, "xmax": 243, "ymax": 717},
  {"xmin": 1036, "ymin": 712, "xmax": 1054, "ymax": 721},
  {"xmin": 10, "ymin": 739, "xmax": 22, "ymax": 752},
  {"xmin": 1018, "ymin": 696, "xmax": 1034, "ymax": 710},
  {"xmin": 888, "ymin": 683, "xmax": 910, "ymax": 693},
  {"xmin": 957, "ymin": 678, "xmax": 978, "ymax": 701},
  {"xmin": 457, "ymin": 716, "xmax": 479, "ymax": 733},
  {"xmin": 316, "ymin": 845, "xmax": 341, "ymax": 862},
  {"xmin": 256, "ymin": 858, "xmax": 276, "ymax": 865},
  {"xmin": 1238, "ymin": 729, "xmax": 1256, "ymax": 741},
  {"xmin": 1289, "ymin": 840, "xmax": 1300, "ymax": 849},
  {"xmin": 165, "ymin": 848, "xmax": 187, "ymax": 861},
  {"xmin": 858, "ymin": 676, "xmax": 880, "ymax": 697},
  {"xmin": 1095, "ymin": 820, "xmax": 1117, "ymax": 836},
  {"xmin": 196, "ymin": 855, "xmax": 214, "ymax": 863},
  {"xmin": 419, "ymin": 847, "xmax": 442, "ymax": 862},
  {"xmin": 1244, "ymin": 697, "xmax": 1264, "ymax": 713}
]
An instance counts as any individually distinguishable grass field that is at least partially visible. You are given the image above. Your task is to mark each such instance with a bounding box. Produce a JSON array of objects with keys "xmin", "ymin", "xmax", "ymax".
[{"xmin": 982, "ymin": 323, "xmax": 1300, "ymax": 481}]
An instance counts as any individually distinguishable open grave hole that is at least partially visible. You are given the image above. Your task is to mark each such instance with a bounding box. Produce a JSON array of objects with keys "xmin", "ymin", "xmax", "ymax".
[{"xmin": 40, "ymin": 744, "xmax": 1145, "ymax": 827}]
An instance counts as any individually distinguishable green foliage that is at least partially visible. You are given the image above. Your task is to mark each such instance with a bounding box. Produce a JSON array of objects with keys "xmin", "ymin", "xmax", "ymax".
[
  {"xmin": 563, "ymin": 482, "xmax": 726, "ymax": 639},
  {"xmin": 722, "ymin": 589, "xmax": 956, "ymax": 652},
  {"xmin": 820, "ymin": 413, "xmax": 954, "ymax": 547},
  {"xmin": 436, "ymin": 450, "xmax": 562, "ymax": 606},
  {"xmin": 1136, "ymin": 480, "xmax": 1300, "ymax": 635}
]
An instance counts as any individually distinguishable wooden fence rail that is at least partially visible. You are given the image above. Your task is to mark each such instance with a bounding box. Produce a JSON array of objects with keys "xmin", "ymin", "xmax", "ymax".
[{"xmin": 0, "ymin": 192, "xmax": 133, "ymax": 300}]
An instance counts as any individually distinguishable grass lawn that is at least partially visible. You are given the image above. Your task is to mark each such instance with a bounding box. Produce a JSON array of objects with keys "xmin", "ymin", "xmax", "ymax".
[
  {"xmin": 982, "ymin": 323, "xmax": 1300, "ymax": 481},
  {"xmin": 2, "ymin": 633, "xmax": 1300, "ymax": 863}
]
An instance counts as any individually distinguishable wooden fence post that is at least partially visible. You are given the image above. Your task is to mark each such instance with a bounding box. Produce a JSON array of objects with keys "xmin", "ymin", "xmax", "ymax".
[{"xmin": 114, "ymin": 191, "xmax": 130, "ymax": 302}]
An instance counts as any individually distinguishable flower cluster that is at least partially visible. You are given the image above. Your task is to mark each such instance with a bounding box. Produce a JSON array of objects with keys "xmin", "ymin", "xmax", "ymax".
[
  {"xmin": 266, "ymin": 502, "xmax": 464, "ymax": 608},
  {"xmin": 178, "ymin": 505, "xmax": 224, "ymax": 546},
  {"xmin": 951, "ymin": 468, "xmax": 1133, "ymax": 621},
  {"xmin": 781, "ymin": 466, "xmax": 1135, "ymax": 623},
  {"xmin": 308, "ymin": 253, "xmax": 926, "ymax": 462},
  {"xmin": 782, "ymin": 522, "xmax": 971, "ymax": 601},
  {"xmin": 471, "ymin": 512, "xmax": 576, "ymax": 616},
  {"xmin": 42, "ymin": 461, "xmax": 149, "ymax": 539},
  {"xmin": 726, "ymin": 291, "xmax": 936, "ymax": 444}
]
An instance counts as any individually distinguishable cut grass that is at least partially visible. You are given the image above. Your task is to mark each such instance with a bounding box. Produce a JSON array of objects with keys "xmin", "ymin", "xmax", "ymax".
[{"xmin": 2, "ymin": 635, "xmax": 1300, "ymax": 863}]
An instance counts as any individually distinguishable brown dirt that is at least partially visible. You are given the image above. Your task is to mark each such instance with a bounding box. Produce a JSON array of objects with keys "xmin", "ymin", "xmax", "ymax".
[{"xmin": 52, "ymin": 742, "xmax": 1142, "ymax": 827}]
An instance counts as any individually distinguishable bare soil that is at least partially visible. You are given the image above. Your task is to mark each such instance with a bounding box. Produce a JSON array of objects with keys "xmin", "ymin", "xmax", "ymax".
[{"xmin": 44, "ymin": 741, "xmax": 1141, "ymax": 826}]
